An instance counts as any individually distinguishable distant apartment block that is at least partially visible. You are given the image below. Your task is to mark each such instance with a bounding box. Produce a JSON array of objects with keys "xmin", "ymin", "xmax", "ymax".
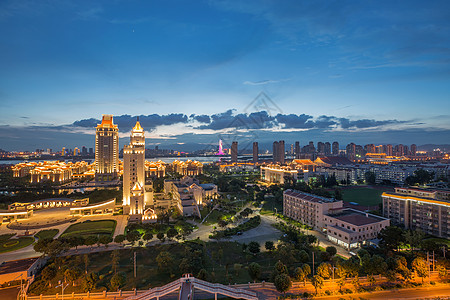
[
  {"xmin": 284, "ymin": 189, "xmax": 389, "ymax": 249},
  {"xmin": 382, "ymin": 187, "xmax": 450, "ymax": 238}
]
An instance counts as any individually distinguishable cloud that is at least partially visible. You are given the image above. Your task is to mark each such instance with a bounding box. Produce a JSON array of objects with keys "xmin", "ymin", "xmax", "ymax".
[
  {"xmin": 197, "ymin": 110, "xmax": 277, "ymax": 130},
  {"xmin": 338, "ymin": 118, "xmax": 406, "ymax": 129},
  {"xmin": 275, "ymin": 113, "xmax": 314, "ymax": 128},
  {"xmin": 73, "ymin": 114, "xmax": 189, "ymax": 132},
  {"xmin": 243, "ymin": 78, "xmax": 291, "ymax": 85},
  {"xmin": 190, "ymin": 114, "xmax": 211, "ymax": 123}
]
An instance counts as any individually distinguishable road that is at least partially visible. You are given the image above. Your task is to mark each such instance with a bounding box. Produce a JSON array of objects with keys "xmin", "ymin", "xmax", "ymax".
[{"xmin": 314, "ymin": 285, "xmax": 450, "ymax": 300}]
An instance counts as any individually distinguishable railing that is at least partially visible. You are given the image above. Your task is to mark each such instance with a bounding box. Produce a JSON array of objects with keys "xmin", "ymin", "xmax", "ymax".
[
  {"xmin": 126, "ymin": 279, "xmax": 182, "ymax": 300},
  {"xmin": 191, "ymin": 278, "xmax": 258, "ymax": 300}
]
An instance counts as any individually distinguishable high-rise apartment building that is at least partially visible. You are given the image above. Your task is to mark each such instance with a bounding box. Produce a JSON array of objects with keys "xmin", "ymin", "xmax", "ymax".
[
  {"xmin": 295, "ymin": 141, "xmax": 300, "ymax": 159},
  {"xmin": 273, "ymin": 140, "xmax": 285, "ymax": 163},
  {"xmin": 332, "ymin": 142, "xmax": 339, "ymax": 155},
  {"xmin": 252, "ymin": 142, "xmax": 258, "ymax": 163},
  {"xmin": 324, "ymin": 142, "xmax": 331, "ymax": 155},
  {"xmin": 95, "ymin": 115, "xmax": 119, "ymax": 181},
  {"xmin": 382, "ymin": 187, "xmax": 450, "ymax": 238},
  {"xmin": 386, "ymin": 144, "xmax": 393, "ymax": 156},
  {"xmin": 410, "ymin": 144, "xmax": 417, "ymax": 156},
  {"xmin": 231, "ymin": 141, "xmax": 238, "ymax": 162},
  {"xmin": 317, "ymin": 142, "xmax": 325, "ymax": 154},
  {"xmin": 123, "ymin": 119, "xmax": 147, "ymax": 214}
]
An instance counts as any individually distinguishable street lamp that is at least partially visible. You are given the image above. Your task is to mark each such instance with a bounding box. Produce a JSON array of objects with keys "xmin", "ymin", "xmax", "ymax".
[{"xmin": 56, "ymin": 281, "xmax": 70, "ymax": 300}]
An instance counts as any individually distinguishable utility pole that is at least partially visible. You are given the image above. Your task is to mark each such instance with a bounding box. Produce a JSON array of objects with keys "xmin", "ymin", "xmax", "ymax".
[{"xmin": 134, "ymin": 251, "xmax": 137, "ymax": 278}]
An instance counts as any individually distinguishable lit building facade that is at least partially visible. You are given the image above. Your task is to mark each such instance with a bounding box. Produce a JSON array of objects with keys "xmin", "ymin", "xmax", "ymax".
[
  {"xmin": 95, "ymin": 115, "xmax": 119, "ymax": 181},
  {"xmin": 123, "ymin": 120, "xmax": 152, "ymax": 215},
  {"xmin": 284, "ymin": 189, "xmax": 389, "ymax": 249},
  {"xmin": 382, "ymin": 187, "xmax": 450, "ymax": 238}
]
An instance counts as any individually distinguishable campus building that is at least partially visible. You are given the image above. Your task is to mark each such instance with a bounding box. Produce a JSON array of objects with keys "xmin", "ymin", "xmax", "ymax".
[
  {"xmin": 283, "ymin": 189, "xmax": 389, "ymax": 249},
  {"xmin": 164, "ymin": 176, "xmax": 218, "ymax": 217},
  {"xmin": 95, "ymin": 115, "xmax": 119, "ymax": 181},
  {"xmin": 382, "ymin": 187, "xmax": 450, "ymax": 238}
]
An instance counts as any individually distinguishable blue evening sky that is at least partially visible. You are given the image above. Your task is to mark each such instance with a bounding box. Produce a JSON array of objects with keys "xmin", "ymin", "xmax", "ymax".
[{"xmin": 0, "ymin": 0, "xmax": 449, "ymax": 150}]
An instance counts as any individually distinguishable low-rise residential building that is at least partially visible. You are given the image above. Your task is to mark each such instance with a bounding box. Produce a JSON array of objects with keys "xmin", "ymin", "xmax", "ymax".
[
  {"xmin": 283, "ymin": 189, "xmax": 389, "ymax": 249},
  {"xmin": 283, "ymin": 189, "xmax": 343, "ymax": 231},
  {"xmin": 382, "ymin": 187, "xmax": 450, "ymax": 238}
]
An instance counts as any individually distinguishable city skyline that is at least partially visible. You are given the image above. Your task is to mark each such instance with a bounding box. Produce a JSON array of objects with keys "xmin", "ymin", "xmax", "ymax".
[{"xmin": 1, "ymin": 0, "xmax": 450, "ymax": 150}]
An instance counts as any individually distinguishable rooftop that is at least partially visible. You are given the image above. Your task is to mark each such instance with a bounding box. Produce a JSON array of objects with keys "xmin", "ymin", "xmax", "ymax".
[
  {"xmin": 0, "ymin": 257, "xmax": 39, "ymax": 275},
  {"xmin": 284, "ymin": 189, "xmax": 339, "ymax": 203},
  {"xmin": 329, "ymin": 209, "xmax": 388, "ymax": 226}
]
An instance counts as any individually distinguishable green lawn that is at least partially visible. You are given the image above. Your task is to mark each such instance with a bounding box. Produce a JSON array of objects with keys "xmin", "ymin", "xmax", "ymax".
[
  {"xmin": 0, "ymin": 236, "xmax": 34, "ymax": 253},
  {"xmin": 60, "ymin": 220, "xmax": 116, "ymax": 238},
  {"xmin": 35, "ymin": 229, "xmax": 59, "ymax": 240},
  {"xmin": 342, "ymin": 187, "xmax": 384, "ymax": 206}
]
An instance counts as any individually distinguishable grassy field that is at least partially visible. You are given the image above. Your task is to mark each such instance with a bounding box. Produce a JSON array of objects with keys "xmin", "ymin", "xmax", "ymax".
[
  {"xmin": 0, "ymin": 236, "xmax": 34, "ymax": 253},
  {"xmin": 342, "ymin": 187, "xmax": 384, "ymax": 206},
  {"xmin": 60, "ymin": 220, "xmax": 116, "ymax": 238},
  {"xmin": 35, "ymin": 229, "xmax": 59, "ymax": 240},
  {"xmin": 260, "ymin": 196, "xmax": 283, "ymax": 215}
]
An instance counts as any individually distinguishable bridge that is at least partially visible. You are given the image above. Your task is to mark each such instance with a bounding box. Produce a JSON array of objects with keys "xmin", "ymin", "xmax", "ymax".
[{"xmin": 125, "ymin": 274, "xmax": 259, "ymax": 300}]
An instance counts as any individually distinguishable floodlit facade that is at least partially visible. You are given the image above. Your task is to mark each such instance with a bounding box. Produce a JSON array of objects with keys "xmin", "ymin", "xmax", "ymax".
[
  {"xmin": 95, "ymin": 114, "xmax": 119, "ymax": 181},
  {"xmin": 13, "ymin": 161, "xmax": 91, "ymax": 183},
  {"xmin": 123, "ymin": 120, "xmax": 152, "ymax": 215},
  {"xmin": 164, "ymin": 176, "xmax": 217, "ymax": 217},
  {"xmin": 171, "ymin": 160, "xmax": 203, "ymax": 176},
  {"xmin": 382, "ymin": 187, "xmax": 450, "ymax": 238}
]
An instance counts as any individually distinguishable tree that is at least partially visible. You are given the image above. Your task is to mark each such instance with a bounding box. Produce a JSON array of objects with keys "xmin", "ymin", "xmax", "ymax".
[
  {"xmin": 412, "ymin": 257, "xmax": 428, "ymax": 283},
  {"xmin": 362, "ymin": 255, "xmax": 387, "ymax": 286},
  {"xmin": 274, "ymin": 274, "xmax": 291, "ymax": 294},
  {"xmin": 156, "ymin": 251, "xmax": 173, "ymax": 273},
  {"xmin": 33, "ymin": 238, "xmax": 53, "ymax": 255},
  {"xmin": 166, "ymin": 228, "xmax": 178, "ymax": 240},
  {"xmin": 110, "ymin": 272, "xmax": 126, "ymax": 291},
  {"xmin": 298, "ymin": 250, "xmax": 310, "ymax": 263},
  {"xmin": 85, "ymin": 236, "xmax": 98, "ymax": 247},
  {"xmin": 41, "ymin": 265, "xmax": 56, "ymax": 281},
  {"xmin": 114, "ymin": 234, "xmax": 126, "ymax": 245},
  {"xmin": 65, "ymin": 267, "xmax": 81, "ymax": 284},
  {"xmin": 234, "ymin": 264, "xmax": 242, "ymax": 276},
  {"xmin": 126, "ymin": 230, "xmax": 141, "ymax": 245},
  {"xmin": 335, "ymin": 264, "xmax": 347, "ymax": 292},
  {"xmin": 99, "ymin": 235, "xmax": 113, "ymax": 247},
  {"xmin": 111, "ymin": 250, "xmax": 120, "ymax": 274},
  {"xmin": 197, "ymin": 269, "xmax": 207, "ymax": 280},
  {"xmin": 403, "ymin": 230, "xmax": 425, "ymax": 250},
  {"xmin": 274, "ymin": 260, "xmax": 288, "ymax": 276},
  {"xmin": 436, "ymin": 264, "xmax": 447, "ymax": 280},
  {"xmin": 294, "ymin": 267, "xmax": 306, "ymax": 284},
  {"xmin": 265, "ymin": 241, "xmax": 275, "ymax": 251},
  {"xmin": 143, "ymin": 233, "xmax": 153, "ymax": 242},
  {"xmin": 82, "ymin": 272, "xmax": 98, "ymax": 292},
  {"xmin": 317, "ymin": 262, "xmax": 332, "ymax": 279},
  {"xmin": 156, "ymin": 232, "xmax": 165, "ymax": 242},
  {"xmin": 248, "ymin": 241, "xmax": 260, "ymax": 255},
  {"xmin": 326, "ymin": 246, "xmax": 337, "ymax": 257},
  {"xmin": 311, "ymin": 275, "xmax": 324, "ymax": 294},
  {"xmin": 248, "ymin": 262, "xmax": 261, "ymax": 281},
  {"xmin": 378, "ymin": 226, "xmax": 405, "ymax": 250}
]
